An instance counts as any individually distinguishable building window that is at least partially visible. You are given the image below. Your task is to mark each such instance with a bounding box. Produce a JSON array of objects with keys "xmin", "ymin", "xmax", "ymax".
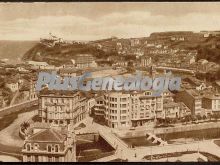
[
  {"xmin": 27, "ymin": 155, "xmax": 31, "ymax": 162},
  {"xmin": 34, "ymin": 155, "xmax": 39, "ymax": 162},
  {"xmin": 55, "ymin": 145, "xmax": 59, "ymax": 152},
  {"xmin": 47, "ymin": 145, "xmax": 52, "ymax": 152},
  {"xmin": 26, "ymin": 144, "xmax": 31, "ymax": 151},
  {"xmin": 55, "ymin": 156, "xmax": 59, "ymax": 162},
  {"xmin": 34, "ymin": 143, "xmax": 39, "ymax": 150},
  {"xmin": 121, "ymin": 104, "xmax": 127, "ymax": 108},
  {"xmin": 121, "ymin": 98, "xmax": 127, "ymax": 102},
  {"xmin": 48, "ymin": 156, "xmax": 52, "ymax": 162}
]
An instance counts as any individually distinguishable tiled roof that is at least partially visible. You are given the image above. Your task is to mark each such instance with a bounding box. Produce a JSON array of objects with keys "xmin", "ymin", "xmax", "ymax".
[{"xmin": 27, "ymin": 128, "xmax": 66, "ymax": 142}]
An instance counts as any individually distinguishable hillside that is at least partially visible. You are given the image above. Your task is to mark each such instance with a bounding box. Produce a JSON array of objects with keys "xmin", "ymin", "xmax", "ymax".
[
  {"xmin": 22, "ymin": 42, "xmax": 116, "ymax": 66},
  {"xmin": 150, "ymin": 31, "xmax": 194, "ymax": 39},
  {"xmin": 0, "ymin": 40, "xmax": 37, "ymax": 64},
  {"xmin": 21, "ymin": 32, "xmax": 220, "ymax": 65},
  {"xmin": 170, "ymin": 36, "xmax": 220, "ymax": 64},
  {"xmin": 196, "ymin": 37, "xmax": 220, "ymax": 64},
  {"xmin": 149, "ymin": 32, "xmax": 220, "ymax": 64}
]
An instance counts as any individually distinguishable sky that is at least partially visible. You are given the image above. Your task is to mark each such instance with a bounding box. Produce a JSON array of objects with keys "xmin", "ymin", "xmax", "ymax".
[{"xmin": 1, "ymin": 2, "xmax": 220, "ymax": 41}]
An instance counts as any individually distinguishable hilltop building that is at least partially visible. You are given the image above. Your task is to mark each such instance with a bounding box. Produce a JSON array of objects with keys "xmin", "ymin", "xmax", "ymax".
[
  {"xmin": 141, "ymin": 56, "xmax": 152, "ymax": 67},
  {"xmin": 5, "ymin": 78, "xmax": 19, "ymax": 92},
  {"xmin": 75, "ymin": 54, "xmax": 97, "ymax": 69}
]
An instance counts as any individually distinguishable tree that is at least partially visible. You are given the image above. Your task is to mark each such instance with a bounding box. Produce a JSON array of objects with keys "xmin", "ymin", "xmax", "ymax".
[
  {"xmin": 217, "ymin": 113, "xmax": 220, "ymax": 119},
  {"xmin": 20, "ymin": 121, "xmax": 30, "ymax": 133},
  {"xmin": 212, "ymin": 113, "xmax": 218, "ymax": 121},
  {"xmin": 196, "ymin": 114, "xmax": 202, "ymax": 120},
  {"xmin": 171, "ymin": 118, "xmax": 177, "ymax": 124},
  {"xmin": 185, "ymin": 115, "xmax": 191, "ymax": 122},
  {"xmin": 192, "ymin": 115, "xmax": 197, "ymax": 121},
  {"xmin": 180, "ymin": 117, "xmax": 186, "ymax": 123},
  {"xmin": 165, "ymin": 117, "xmax": 172, "ymax": 124}
]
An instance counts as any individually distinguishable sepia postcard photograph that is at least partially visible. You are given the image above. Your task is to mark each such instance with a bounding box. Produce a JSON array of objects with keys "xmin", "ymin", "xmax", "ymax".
[{"xmin": 0, "ymin": 1, "xmax": 220, "ymax": 162}]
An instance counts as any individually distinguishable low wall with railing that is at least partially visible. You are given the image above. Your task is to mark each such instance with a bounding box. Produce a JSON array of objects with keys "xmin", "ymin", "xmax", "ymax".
[
  {"xmin": 0, "ymin": 99, "xmax": 38, "ymax": 116},
  {"xmin": 116, "ymin": 121, "xmax": 220, "ymax": 138}
]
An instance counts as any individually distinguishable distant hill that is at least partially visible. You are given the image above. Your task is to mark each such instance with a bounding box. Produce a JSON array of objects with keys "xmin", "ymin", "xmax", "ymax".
[
  {"xmin": 22, "ymin": 42, "xmax": 115, "ymax": 66},
  {"xmin": 0, "ymin": 40, "xmax": 37, "ymax": 64},
  {"xmin": 149, "ymin": 32, "xmax": 220, "ymax": 64},
  {"xmin": 150, "ymin": 31, "xmax": 194, "ymax": 38},
  {"xmin": 21, "ymin": 31, "xmax": 220, "ymax": 66}
]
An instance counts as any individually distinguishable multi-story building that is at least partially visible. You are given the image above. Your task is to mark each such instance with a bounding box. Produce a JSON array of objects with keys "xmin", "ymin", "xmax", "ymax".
[
  {"xmin": 101, "ymin": 90, "xmax": 164, "ymax": 128},
  {"xmin": 5, "ymin": 79, "xmax": 19, "ymax": 92},
  {"xmin": 164, "ymin": 102, "xmax": 180, "ymax": 119},
  {"xmin": 140, "ymin": 56, "xmax": 152, "ymax": 67},
  {"xmin": 130, "ymin": 38, "xmax": 140, "ymax": 47},
  {"xmin": 104, "ymin": 92, "xmax": 131, "ymax": 128},
  {"xmin": 29, "ymin": 76, "xmax": 38, "ymax": 100},
  {"xmin": 202, "ymin": 94, "xmax": 220, "ymax": 114},
  {"xmin": 75, "ymin": 54, "xmax": 97, "ymax": 69},
  {"xmin": 26, "ymin": 61, "xmax": 49, "ymax": 70},
  {"xmin": 93, "ymin": 96, "xmax": 105, "ymax": 117},
  {"xmin": 38, "ymin": 89, "xmax": 88, "ymax": 126},
  {"xmin": 59, "ymin": 68, "xmax": 77, "ymax": 77},
  {"xmin": 170, "ymin": 36, "xmax": 185, "ymax": 41},
  {"xmin": 162, "ymin": 91, "xmax": 174, "ymax": 103},
  {"xmin": 130, "ymin": 91, "xmax": 164, "ymax": 127},
  {"xmin": 115, "ymin": 61, "xmax": 128, "ymax": 67},
  {"xmin": 175, "ymin": 89, "xmax": 202, "ymax": 116},
  {"xmin": 87, "ymin": 97, "xmax": 96, "ymax": 115},
  {"xmin": 22, "ymin": 126, "xmax": 76, "ymax": 162}
]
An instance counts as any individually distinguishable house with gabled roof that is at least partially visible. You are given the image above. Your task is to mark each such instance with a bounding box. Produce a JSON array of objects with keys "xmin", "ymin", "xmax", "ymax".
[{"xmin": 22, "ymin": 126, "xmax": 76, "ymax": 162}]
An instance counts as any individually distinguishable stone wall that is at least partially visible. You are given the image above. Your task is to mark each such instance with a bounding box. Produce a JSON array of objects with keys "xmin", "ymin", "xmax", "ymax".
[{"xmin": 116, "ymin": 121, "xmax": 220, "ymax": 138}]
